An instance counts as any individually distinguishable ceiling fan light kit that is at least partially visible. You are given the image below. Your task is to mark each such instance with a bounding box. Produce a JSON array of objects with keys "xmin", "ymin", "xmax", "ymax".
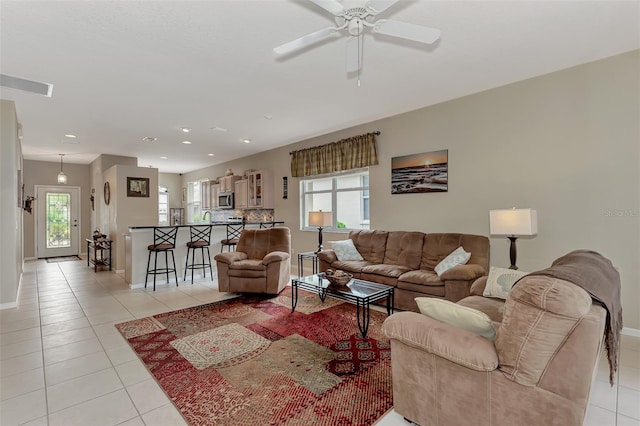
[{"xmin": 273, "ymin": 0, "xmax": 441, "ymax": 76}]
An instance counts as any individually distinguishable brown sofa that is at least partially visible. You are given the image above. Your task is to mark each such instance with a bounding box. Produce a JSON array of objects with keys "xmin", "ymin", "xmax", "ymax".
[
  {"xmin": 214, "ymin": 227, "xmax": 291, "ymax": 294},
  {"xmin": 382, "ymin": 272, "xmax": 608, "ymax": 426},
  {"xmin": 316, "ymin": 230, "xmax": 489, "ymax": 311}
]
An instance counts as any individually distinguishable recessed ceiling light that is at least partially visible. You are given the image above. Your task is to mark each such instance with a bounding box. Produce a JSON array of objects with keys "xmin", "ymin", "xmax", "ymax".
[
  {"xmin": 180, "ymin": 127, "xmax": 191, "ymax": 133},
  {"xmin": 182, "ymin": 140, "xmax": 192, "ymax": 145},
  {"xmin": 64, "ymin": 134, "xmax": 77, "ymax": 138},
  {"xmin": 242, "ymin": 138, "xmax": 251, "ymax": 144},
  {"xmin": 160, "ymin": 156, "xmax": 167, "ymax": 160},
  {"xmin": 264, "ymin": 114, "xmax": 273, "ymax": 120},
  {"xmin": 207, "ymin": 153, "xmax": 215, "ymax": 157},
  {"xmin": 211, "ymin": 126, "xmax": 228, "ymax": 132},
  {"xmin": 142, "ymin": 137, "xmax": 157, "ymax": 142}
]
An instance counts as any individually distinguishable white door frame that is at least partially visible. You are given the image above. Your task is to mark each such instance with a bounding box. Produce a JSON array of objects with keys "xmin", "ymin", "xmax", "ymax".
[{"xmin": 35, "ymin": 185, "xmax": 81, "ymax": 258}]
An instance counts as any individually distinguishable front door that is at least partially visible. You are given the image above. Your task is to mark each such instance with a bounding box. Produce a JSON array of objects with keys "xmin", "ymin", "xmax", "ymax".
[{"xmin": 36, "ymin": 186, "xmax": 80, "ymax": 258}]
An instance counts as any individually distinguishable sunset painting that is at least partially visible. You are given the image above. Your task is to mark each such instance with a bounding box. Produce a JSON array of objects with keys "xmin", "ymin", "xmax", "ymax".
[{"xmin": 391, "ymin": 149, "xmax": 448, "ymax": 194}]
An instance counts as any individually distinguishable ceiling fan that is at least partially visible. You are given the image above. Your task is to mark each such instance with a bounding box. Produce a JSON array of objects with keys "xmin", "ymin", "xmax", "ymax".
[{"xmin": 273, "ymin": 0, "xmax": 441, "ymax": 73}]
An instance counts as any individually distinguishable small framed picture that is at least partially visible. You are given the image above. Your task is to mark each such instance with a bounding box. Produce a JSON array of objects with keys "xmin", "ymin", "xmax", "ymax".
[{"xmin": 127, "ymin": 177, "xmax": 150, "ymax": 197}]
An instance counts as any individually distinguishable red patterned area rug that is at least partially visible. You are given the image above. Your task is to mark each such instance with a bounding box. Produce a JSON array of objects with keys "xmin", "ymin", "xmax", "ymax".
[{"xmin": 116, "ymin": 289, "xmax": 392, "ymax": 425}]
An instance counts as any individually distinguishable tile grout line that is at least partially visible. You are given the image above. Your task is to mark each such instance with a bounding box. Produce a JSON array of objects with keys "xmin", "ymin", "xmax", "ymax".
[{"xmin": 57, "ymin": 261, "xmax": 147, "ymax": 423}]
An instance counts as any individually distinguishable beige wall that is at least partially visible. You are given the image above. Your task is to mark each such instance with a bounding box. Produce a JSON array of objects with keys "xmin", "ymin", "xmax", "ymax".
[
  {"xmin": 183, "ymin": 51, "xmax": 640, "ymax": 329},
  {"xmin": 0, "ymin": 100, "xmax": 22, "ymax": 306},
  {"xmin": 159, "ymin": 173, "xmax": 183, "ymax": 209},
  {"xmin": 22, "ymin": 160, "xmax": 92, "ymax": 259},
  {"xmin": 103, "ymin": 165, "xmax": 159, "ymax": 270},
  {"xmin": 89, "ymin": 154, "xmax": 138, "ymax": 235}
]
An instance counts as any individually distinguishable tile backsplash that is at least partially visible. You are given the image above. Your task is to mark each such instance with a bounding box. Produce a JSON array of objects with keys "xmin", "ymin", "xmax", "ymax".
[{"xmin": 210, "ymin": 209, "xmax": 275, "ymax": 223}]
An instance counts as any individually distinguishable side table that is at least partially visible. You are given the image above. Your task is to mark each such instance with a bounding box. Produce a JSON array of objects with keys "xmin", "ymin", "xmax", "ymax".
[
  {"xmin": 87, "ymin": 238, "xmax": 112, "ymax": 272},
  {"xmin": 297, "ymin": 251, "xmax": 319, "ymax": 277}
]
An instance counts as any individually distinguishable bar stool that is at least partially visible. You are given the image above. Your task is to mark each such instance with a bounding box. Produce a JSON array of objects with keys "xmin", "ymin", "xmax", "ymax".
[
  {"xmin": 184, "ymin": 225, "xmax": 213, "ymax": 283},
  {"xmin": 259, "ymin": 222, "xmax": 276, "ymax": 229},
  {"xmin": 145, "ymin": 226, "xmax": 179, "ymax": 291},
  {"xmin": 220, "ymin": 223, "xmax": 244, "ymax": 252}
]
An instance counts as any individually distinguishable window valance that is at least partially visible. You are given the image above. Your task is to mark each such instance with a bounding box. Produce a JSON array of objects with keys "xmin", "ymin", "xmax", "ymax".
[{"xmin": 290, "ymin": 132, "xmax": 379, "ymax": 177}]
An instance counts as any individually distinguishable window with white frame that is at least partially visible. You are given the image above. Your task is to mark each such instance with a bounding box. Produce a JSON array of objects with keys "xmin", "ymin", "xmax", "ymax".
[
  {"xmin": 300, "ymin": 168, "xmax": 370, "ymax": 231},
  {"xmin": 186, "ymin": 180, "xmax": 204, "ymax": 224},
  {"xmin": 159, "ymin": 186, "xmax": 169, "ymax": 225}
]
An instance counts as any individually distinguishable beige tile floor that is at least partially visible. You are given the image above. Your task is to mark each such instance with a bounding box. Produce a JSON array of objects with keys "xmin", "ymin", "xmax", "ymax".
[{"xmin": 0, "ymin": 258, "xmax": 638, "ymax": 425}]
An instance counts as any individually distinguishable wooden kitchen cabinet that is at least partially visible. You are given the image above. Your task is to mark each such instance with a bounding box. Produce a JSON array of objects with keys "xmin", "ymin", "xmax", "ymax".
[
  {"xmin": 234, "ymin": 179, "xmax": 248, "ymax": 208},
  {"xmin": 248, "ymin": 170, "xmax": 273, "ymax": 208},
  {"xmin": 201, "ymin": 180, "xmax": 212, "ymax": 209},
  {"xmin": 219, "ymin": 175, "xmax": 240, "ymax": 193},
  {"xmin": 210, "ymin": 183, "xmax": 220, "ymax": 209}
]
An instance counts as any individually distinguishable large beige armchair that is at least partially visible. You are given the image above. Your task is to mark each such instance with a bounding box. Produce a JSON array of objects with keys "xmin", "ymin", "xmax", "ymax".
[
  {"xmin": 214, "ymin": 227, "xmax": 291, "ymax": 294},
  {"xmin": 382, "ymin": 273, "xmax": 607, "ymax": 426}
]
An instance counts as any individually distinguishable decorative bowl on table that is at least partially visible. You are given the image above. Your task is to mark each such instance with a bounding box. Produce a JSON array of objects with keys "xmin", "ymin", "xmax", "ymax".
[{"xmin": 323, "ymin": 269, "xmax": 353, "ymax": 287}]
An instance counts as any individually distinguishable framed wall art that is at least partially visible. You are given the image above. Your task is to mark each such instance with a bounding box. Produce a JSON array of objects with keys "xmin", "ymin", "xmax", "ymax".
[
  {"xmin": 126, "ymin": 177, "xmax": 149, "ymax": 197},
  {"xmin": 391, "ymin": 149, "xmax": 448, "ymax": 194}
]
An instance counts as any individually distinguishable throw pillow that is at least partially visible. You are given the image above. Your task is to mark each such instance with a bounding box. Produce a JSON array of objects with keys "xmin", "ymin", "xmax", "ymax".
[
  {"xmin": 330, "ymin": 239, "xmax": 364, "ymax": 261},
  {"xmin": 415, "ymin": 297, "xmax": 496, "ymax": 340},
  {"xmin": 483, "ymin": 266, "xmax": 529, "ymax": 300},
  {"xmin": 434, "ymin": 246, "xmax": 471, "ymax": 276}
]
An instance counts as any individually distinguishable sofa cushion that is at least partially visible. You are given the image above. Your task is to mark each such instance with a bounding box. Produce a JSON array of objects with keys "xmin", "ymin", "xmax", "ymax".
[
  {"xmin": 397, "ymin": 280, "xmax": 446, "ymax": 297},
  {"xmin": 361, "ymin": 263, "xmax": 412, "ymax": 278},
  {"xmin": 383, "ymin": 231, "xmax": 424, "ymax": 269},
  {"xmin": 229, "ymin": 259, "xmax": 266, "ymax": 271},
  {"xmin": 483, "ymin": 267, "xmax": 528, "ymax": 299},
  {"xmin": 496, "ymin": 275, "xmax": 593, "ymax": 386},
  {"xmin": 330, "ymin": 239, "xmax": 364, "ymax": 261},
  {"xmin": 434, "ymin": 246, "xmax": 471, "ymax": 276},
  {"xmin": 349, "ymin": 230, "xmax": 388, "ymax": 263},
  {"xmin": 328, "ymin": 260, "xmax": 372, "ymax": 274},
  {"xmin": 237, "ymin": 228, "xmax": 290, "ymax": 260},
  {"xmin": 421, "ymin": 233, "xmax": 489, "ymax": 272},
  {"xmin": 416, "ymin": 298, "xmax": 496, "ymax": 340},
  {"xmin": 457, "ymin": 295, "xmax": 505, "ymax": 323},
  {"xmin": 398, "ymin": 270, "xmax": 444, "ymax": 286}
]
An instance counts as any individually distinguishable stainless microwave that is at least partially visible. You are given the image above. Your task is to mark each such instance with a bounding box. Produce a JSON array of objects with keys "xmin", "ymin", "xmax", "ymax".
[{"xmin": 218, "ymin": 192, "xmax": 234, "ymax": 209}]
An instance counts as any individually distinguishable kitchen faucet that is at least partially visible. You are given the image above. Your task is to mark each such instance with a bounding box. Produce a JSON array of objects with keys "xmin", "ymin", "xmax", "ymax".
[{"xmin": 202, "ymin": 210, "xmax": 211, "ymax": 223}]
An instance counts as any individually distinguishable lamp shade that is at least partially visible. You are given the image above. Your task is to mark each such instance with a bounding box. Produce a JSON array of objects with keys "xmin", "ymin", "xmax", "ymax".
[
  {"xmin": 489, "ymin": 208, "xmax": 537, "ymax": 236},
  {"xmin": 309, "ymin": 211, "xmax": 333, "ymax": 227}
]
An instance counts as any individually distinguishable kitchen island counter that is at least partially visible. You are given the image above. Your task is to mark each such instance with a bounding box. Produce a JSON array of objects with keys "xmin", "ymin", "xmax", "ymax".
[
  {"xmin": 128, "ymin": 221, "xmax": 284, "ymax": 229},
  {"xmin": 124, "ymin": 221, "xmax": 285, "ymax": 287}
]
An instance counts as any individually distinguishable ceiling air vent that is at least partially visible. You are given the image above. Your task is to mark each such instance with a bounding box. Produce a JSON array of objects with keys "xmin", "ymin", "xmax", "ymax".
[{"xmin": 0, "ymin": 74, "xmax": 53, "ymax": 97}]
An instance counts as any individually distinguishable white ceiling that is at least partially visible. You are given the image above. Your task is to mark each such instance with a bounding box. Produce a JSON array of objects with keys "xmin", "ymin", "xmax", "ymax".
[{"xmin": 1, "ymin": 1, "xmax": 638, "ymax": 174}]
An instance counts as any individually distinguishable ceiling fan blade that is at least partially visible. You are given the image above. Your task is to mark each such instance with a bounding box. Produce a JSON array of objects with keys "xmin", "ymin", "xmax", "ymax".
[
  {"xmin": 365, "ymin": 0, "xmax": 399, "ymax": 15},
  {"xmin": 273, "ymin": 27, "xmax": 338, "ymax": 55},
  {"xmin": 309, "ymin": 0, "xmax": 344, "ymax": 15},
  {"xmin": 346, "ymin": 36, "xmax": 363, "ymax": 72},
  {"xmin": 373, "ymin": 19, "xmax": 441, "ymax": 44}
]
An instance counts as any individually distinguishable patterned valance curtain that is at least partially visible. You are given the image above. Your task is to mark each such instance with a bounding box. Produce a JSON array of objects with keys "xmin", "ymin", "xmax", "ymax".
[{"xmin": 290, "ymin": 132, "xmax": 379, "ymax": 177}]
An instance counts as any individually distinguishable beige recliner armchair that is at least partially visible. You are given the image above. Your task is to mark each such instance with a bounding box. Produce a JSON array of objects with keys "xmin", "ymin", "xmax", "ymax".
[
  {"xmin": 214, "ymin": 227, "xmax": 291, "ymax": 294},
  {"xmin": 382, "ymin": 274, "xmax": 607, "ymax": 426}
]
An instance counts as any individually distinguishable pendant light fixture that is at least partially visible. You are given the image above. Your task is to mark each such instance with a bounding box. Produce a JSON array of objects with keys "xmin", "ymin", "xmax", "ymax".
[{"xmin": 57, "ymin": 154, "xmax": 67, "ymax": 184}]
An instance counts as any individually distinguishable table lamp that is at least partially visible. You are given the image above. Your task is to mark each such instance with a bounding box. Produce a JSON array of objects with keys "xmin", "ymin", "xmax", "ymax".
[
  {"xmin": 309, "ymin": 210, "xmax": 333, "ymax": 254},
  {"xmin": 489, "ymin": 208, "xmax": 538, "ymax": 270}
]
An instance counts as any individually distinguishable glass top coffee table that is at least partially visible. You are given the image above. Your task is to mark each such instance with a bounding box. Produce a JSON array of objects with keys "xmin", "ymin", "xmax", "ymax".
[{"xmin": 291, "ymin": 274, "xmax": 395, "ymax": 338}]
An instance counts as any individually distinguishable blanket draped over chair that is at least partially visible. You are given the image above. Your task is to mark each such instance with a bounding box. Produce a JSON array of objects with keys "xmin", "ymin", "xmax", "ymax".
[{"xmin": 522, "ymin": 249, "xmax": 622, "ymax": 385}]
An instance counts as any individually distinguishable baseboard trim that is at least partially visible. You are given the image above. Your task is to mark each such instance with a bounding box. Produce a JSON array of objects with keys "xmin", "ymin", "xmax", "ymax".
[
  {"xmin": 622, "ymin": 327, "xmax": 640, "ymax": 338},
  {"xmin": 0, "ymin": 301, "xmax": 18, "ymax": 310}
]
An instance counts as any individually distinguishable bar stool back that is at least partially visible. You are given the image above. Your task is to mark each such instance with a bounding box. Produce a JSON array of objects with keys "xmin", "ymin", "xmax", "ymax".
[
  {"xmin": 145, "ymin": 226, "xmax": 179, "ymax": 291},
  {"xmin": 259, "ymin": 222, "xmax": 277, "ymax": 229},
  {"xmin": 220, "ymin": 223, "xmax": 245, "ymax": 252},
  {"xmin": 184, "ymin": 225, "xmax": 213, "ymax": 283}
]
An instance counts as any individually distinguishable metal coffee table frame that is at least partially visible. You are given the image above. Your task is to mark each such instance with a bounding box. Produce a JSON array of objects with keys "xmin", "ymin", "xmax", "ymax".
[{"xmin": 291, "ymin": 274, "xmax": 394, "ymax": 338}]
